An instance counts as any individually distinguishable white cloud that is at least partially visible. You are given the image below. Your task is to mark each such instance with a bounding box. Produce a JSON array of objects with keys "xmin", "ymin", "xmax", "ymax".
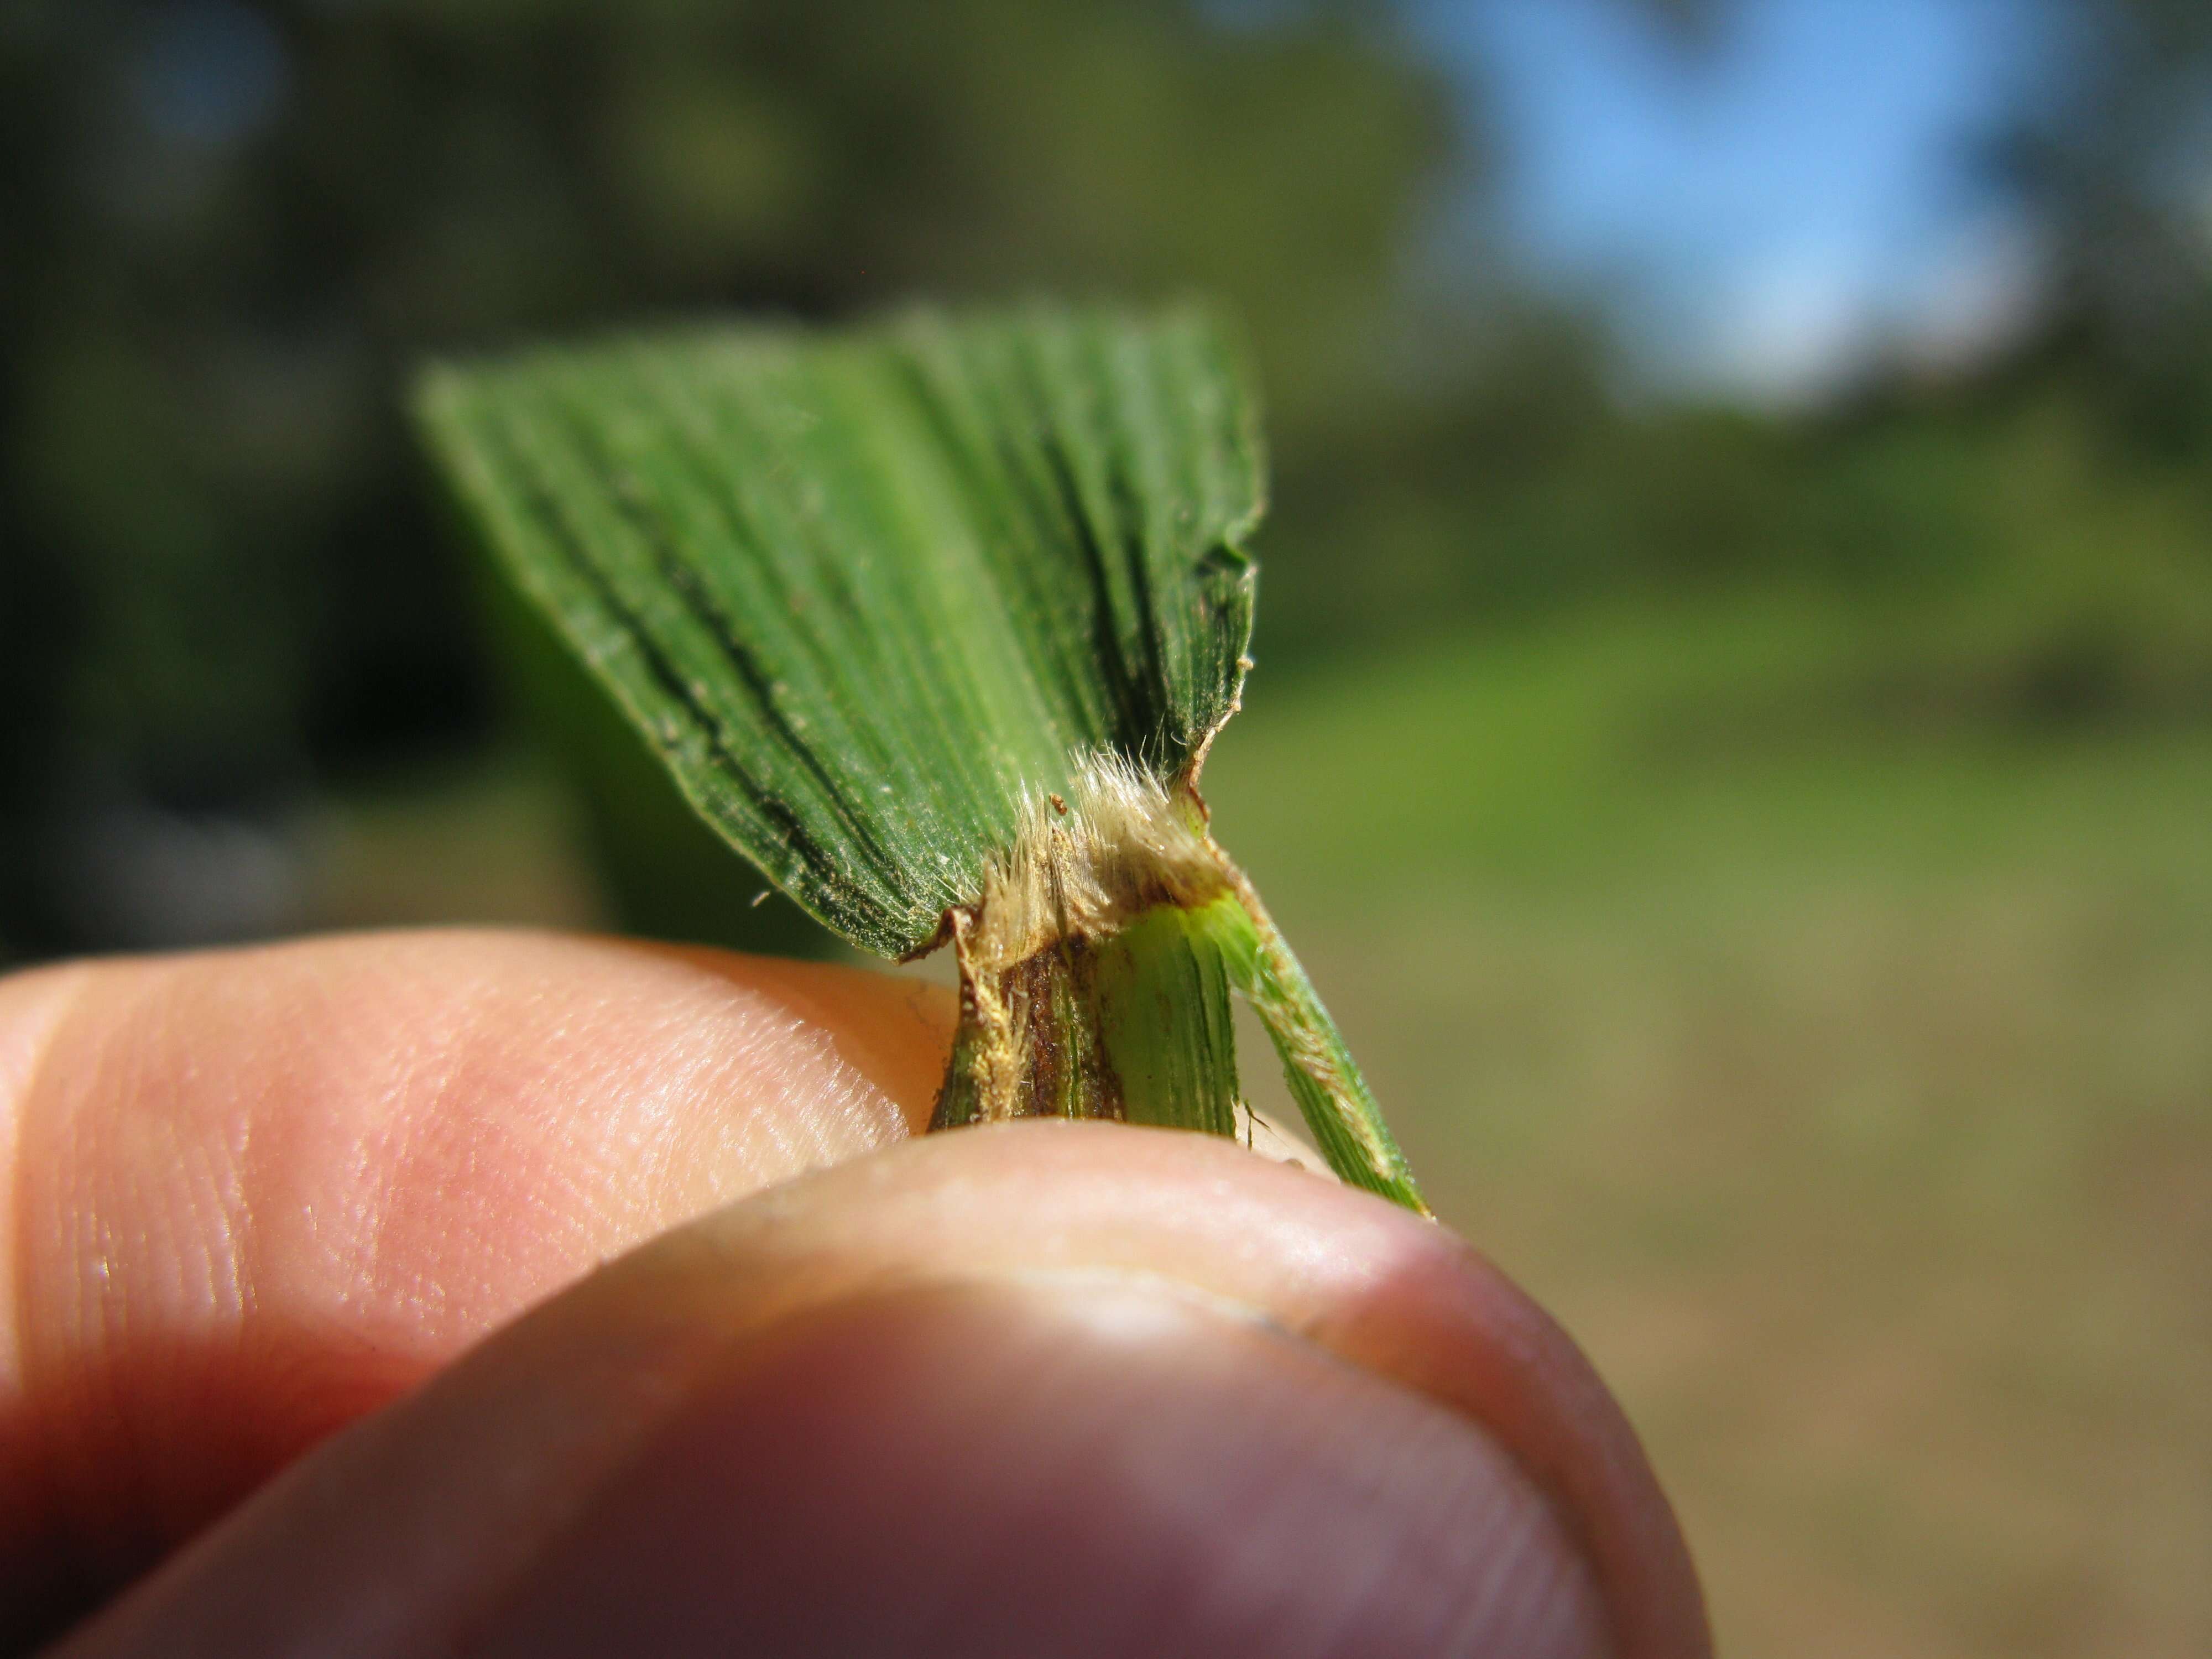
[{"xmin": 1704, "ymin": 254, "xmax": 1880, "ymax": 407}]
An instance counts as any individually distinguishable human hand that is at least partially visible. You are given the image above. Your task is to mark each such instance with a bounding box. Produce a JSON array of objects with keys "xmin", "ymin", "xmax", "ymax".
[{"xmin": 0, "ymin": 930, "xmax": 1709, "ymax": 1657}]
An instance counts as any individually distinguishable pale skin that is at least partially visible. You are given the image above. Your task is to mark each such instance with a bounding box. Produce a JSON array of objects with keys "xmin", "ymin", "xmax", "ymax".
[{"xmin": 0, "ymin": 930, "xmax": 1711, "ymax": 1657}]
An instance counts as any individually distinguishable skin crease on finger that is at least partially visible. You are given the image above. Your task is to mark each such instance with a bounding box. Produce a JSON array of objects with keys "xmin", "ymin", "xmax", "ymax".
[{"xmin": 0, "ymin": 930, "xmax": 1711, "ymax": 1656}]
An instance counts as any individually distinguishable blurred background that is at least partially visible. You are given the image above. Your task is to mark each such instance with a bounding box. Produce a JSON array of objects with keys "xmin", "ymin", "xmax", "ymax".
[{"xmin": 3, "ymin": 0, "xmax": 2207, "ymax": 1650}]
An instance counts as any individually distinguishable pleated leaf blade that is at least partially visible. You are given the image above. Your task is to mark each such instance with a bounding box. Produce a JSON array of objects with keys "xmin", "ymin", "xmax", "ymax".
[{"xmin": 414, "ymin": 304, "xmax": 1261, "ymax": 959}]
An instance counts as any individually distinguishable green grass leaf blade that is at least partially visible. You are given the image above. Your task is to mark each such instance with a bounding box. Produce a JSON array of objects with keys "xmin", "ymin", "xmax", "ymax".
[{"xmin": 413, "ymin": 305, "xmax": 1260, "ymax": 958}]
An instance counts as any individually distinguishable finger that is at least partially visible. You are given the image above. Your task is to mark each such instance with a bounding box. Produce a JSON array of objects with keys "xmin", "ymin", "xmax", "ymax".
[
  {"xmin": 0, "ymin": 930, "xmax": 953, "ymax": 1636},
  {"xmin": 60, "ymin": 1123, "xmax": 1711, "ymax": 1659}
]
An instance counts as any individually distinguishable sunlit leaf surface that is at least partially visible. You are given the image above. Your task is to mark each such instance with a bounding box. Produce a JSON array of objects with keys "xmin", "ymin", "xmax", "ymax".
[{"xmin": 416, "ymin": 305, "xmax": 1259, "ymax": 959}]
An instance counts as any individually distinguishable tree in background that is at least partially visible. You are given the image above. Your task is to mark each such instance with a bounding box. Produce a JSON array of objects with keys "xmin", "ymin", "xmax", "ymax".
[
  {"xmin": 3, "ymin": 0, "xmax": 2205, "ymax": 961},
  {"xmin": 1981, "ymin": 0, "xmax": 2212, "ymax": 453}
]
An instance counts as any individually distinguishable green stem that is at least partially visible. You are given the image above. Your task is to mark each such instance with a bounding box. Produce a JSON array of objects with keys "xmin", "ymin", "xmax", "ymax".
[
  {"xmin": 930, "ymin": 858, "xmax": 1428, "ymax": 1217},
  {"xmin": 1191, "ymin": 883, "xmax": 1430, "ymax": 1215}
]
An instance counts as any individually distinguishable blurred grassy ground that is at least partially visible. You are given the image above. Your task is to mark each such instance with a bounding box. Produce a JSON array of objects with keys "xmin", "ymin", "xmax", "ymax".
[
  {"xmin": 1203, "ymin": 600, "xmax": 2212, "ymax": 1659},
  {"xmin": 306, "ymin": 596, "xmax": 2211, "ymax": 1659}
]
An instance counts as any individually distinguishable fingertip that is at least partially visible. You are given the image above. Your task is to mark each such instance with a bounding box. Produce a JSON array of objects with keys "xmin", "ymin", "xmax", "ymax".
[
  {"xmin": 477, "ymin": 1278, "xmax": 1618, "ymax": 1658},
  {"xmin": 657, "ymin": 946, "xmax": 954, "ymax": 1136}
]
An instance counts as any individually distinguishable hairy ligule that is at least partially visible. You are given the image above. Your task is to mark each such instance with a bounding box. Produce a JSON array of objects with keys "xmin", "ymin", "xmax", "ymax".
[{"xmin": 966, "ymin": 754, "xmax": 1229, "ymax": 972}]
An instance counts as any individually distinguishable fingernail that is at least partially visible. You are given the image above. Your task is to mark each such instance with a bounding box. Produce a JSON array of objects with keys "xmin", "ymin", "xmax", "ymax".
[{"xmin": 473, "ymin": 1276, "xmax": 1614, "ymax": 1658}]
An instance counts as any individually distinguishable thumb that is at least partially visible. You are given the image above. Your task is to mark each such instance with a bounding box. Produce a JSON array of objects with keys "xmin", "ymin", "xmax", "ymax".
[{"xmin": 58, "ymin": 1123, "xmax": 1708, "ymax": 1658}]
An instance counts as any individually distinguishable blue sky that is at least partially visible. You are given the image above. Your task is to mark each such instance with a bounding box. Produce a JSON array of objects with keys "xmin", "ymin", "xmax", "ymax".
[{"xmin": 1410, "ymin": 0, "xmax": 2059, "ymax": 400}]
